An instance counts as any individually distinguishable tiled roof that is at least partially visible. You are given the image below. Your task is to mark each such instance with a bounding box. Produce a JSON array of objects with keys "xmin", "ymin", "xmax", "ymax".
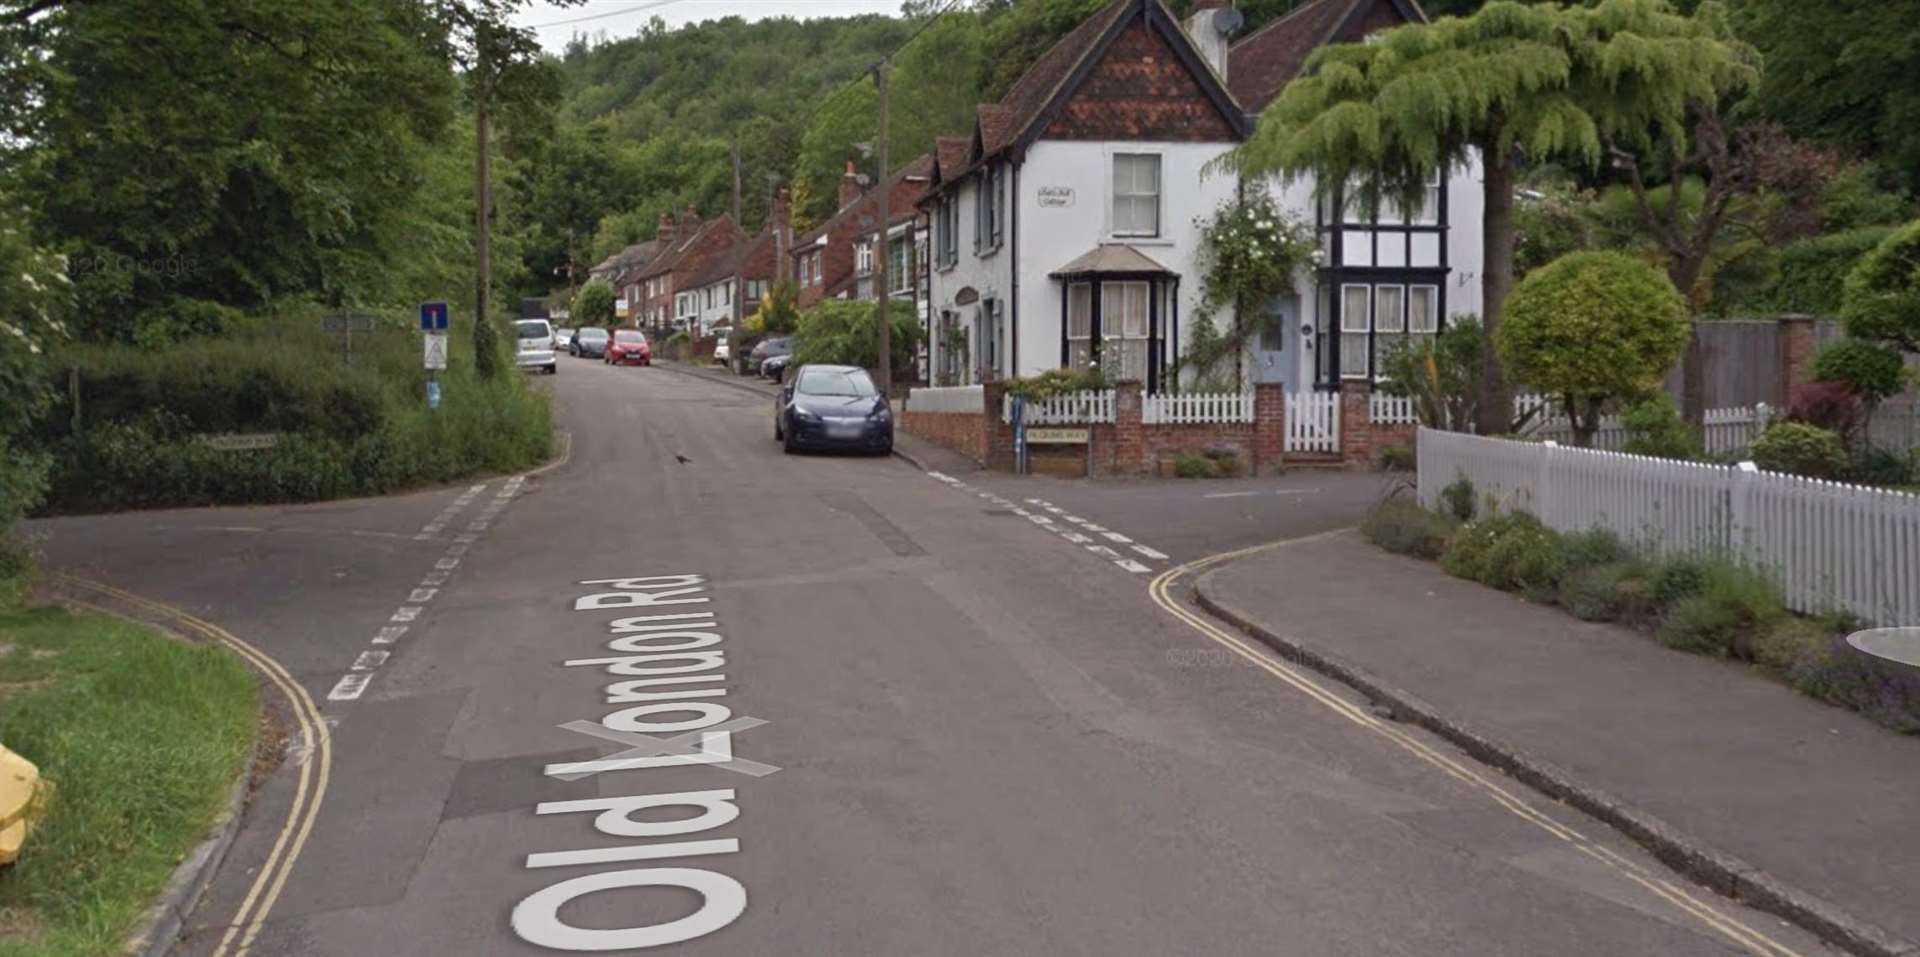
[
  {"xmin": 983, "ymin": 0, "xmax": 1137, "ymax": 155},
  {"xmin": 687, "ymin": 230, "xmax": 776, "ymax": 289},
  {"xmin": 1048, "ymin": 243, "xmax": 1176, "ymax": 278},
  {"xmin": 637, "ymin": 215, "xmax": 738, "ymax": 281},
  {"xmin": 1228, "ymin": 0, "xmax": 1376, "ymax": 113},
  {"xmin": 794, "ymin": 153, "xmax": 933, "ymax": 247},
  {"xmin": 933, "ymin": 137, "xmax": 970, "ymax": 178}
]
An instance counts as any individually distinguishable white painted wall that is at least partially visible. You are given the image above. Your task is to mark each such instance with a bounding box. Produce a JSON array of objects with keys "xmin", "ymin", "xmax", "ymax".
[
  {"xmin": 924, "ymin": 164, "xmax": 1014, "ymax": 383},
  {"xmin": 690, "ymin": 277, "xmax": 737, "ymax": 336},
  {"xmin": 1014, "ymin": 139, "xmax": 1240, "ymax": 384},
  {"xmin": 1443, "ymin": 150, "xmax": 1486, "ymax": 322}
]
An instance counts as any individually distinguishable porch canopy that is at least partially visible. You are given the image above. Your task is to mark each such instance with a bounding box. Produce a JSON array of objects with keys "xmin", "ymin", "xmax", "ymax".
[{"xmin": 1049, "ymin": 244, "xmax": 1180, "ymax": 392}]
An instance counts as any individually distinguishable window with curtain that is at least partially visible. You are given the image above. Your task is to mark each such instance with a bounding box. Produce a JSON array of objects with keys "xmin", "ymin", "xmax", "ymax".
[
  {"xmin": 889, "ymin": 236, "xmax": 911, "ymax": 294},
  {"xmin": 1374, "ymin": 285, "xmax": 1406, "ymax": 372},
  {"xmin": 1112, "ymin": 154, "xmax": 1161, "ymax": 237},
  {"xmin": 1102, "ymin": 282, "xmax": 1149, "ymax": 382},
  {"xmin": 1066, "ymin": 283, "xmax": 1093, "ymax": 370},
  {"xmin": 1340, "ymin": 285, "xmax": 1371, "ymax": 379}
]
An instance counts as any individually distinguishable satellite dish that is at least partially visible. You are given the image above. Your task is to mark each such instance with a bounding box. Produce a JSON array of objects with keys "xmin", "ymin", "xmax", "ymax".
[{"xmin": 1213, "ymin": 6, "xmax": 1245, "ymax": 37}]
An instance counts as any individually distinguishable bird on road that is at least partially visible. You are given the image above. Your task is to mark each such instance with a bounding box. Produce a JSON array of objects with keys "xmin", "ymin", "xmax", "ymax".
[{"xmin": 674, "ymin": 453, "xmax": 692, "ymax": 465}]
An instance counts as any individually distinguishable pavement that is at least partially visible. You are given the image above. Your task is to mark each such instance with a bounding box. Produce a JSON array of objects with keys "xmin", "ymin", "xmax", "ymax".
[
  {"xmin": 1199, "ymin": 532, "xmax": 1920, "ymax": 957},
  {"xmin": 19, "ymin": 354, "xmax": 1838, "ymax": 957}
]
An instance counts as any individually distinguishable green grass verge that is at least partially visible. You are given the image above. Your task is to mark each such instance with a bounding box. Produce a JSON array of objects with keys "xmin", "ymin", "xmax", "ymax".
[{"xmin": 0, "ymin": 606, "xmax": 257, "ymax": 957}]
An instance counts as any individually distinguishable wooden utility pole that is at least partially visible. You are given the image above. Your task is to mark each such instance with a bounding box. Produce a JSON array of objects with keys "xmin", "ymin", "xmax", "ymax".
[
  {"xmin": 732, "ymin": 144, "xmax": 745, "ymax": 332},
  {"xmin": 473, "ymin": 25, "xmax": 494, "ymax": 334},
  {"xmin": 873, "ymin": 58, "xmax": 893, "ymax": 397}
]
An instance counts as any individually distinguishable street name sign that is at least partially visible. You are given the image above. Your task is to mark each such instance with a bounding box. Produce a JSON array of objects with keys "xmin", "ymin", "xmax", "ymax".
[
  {"xmin": 1028, "ymin": 427, "xmax": 1089, "ymax": 444},
  {"xmin": 321, "ymin": 315, "xmax": 377, "ymax": 334}
]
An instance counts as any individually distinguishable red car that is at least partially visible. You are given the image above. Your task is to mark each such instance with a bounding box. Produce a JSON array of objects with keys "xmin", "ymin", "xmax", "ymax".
[{"xmin": 605, "ymin": 330, "xmax": 652, "ymax": 366}]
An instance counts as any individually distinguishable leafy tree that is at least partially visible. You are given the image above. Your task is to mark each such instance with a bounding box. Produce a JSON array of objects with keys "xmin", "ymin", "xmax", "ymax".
[
  {"xmin": 792, "ymin": 299, "xmax": 921, "ymax": 377},
  {"xmin": 1737, "ymin": 0, "xmax": 1920, "ymax": 194},
  {"xmin": 1228, "ymin": 0, "xmax": 1755, "ymax": 435},
  {"xmin": 745, "ymin": 281, "xmax": 801, "ymax": 337},
  {"xmin": 1841, "ymin": 219, "xmax": 1920, "ymax": 354},
  {"xmin": 0, "ymin": 192, "xmax": 69, "ymax": 560},
  {"xmin": 570, "ymin": 279, "xmax": 617, "ymax": 329},
  {"xmin": 4, "ymin": 0, "xmax": 459, "ymax": 340},
  {"xmin": 1495, "ymin": 251, "xmax": 1691, "ymax": 447}
]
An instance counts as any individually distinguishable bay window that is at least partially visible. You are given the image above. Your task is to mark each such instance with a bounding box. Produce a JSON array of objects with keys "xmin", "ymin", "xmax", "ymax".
[
  {"xmin": 1102, "ymin": 282, "xmax": 1149, "ymax": 382},
  {"xmin": 1066, "ymin": 283, "xmax": 1093, "ymax": 370}
]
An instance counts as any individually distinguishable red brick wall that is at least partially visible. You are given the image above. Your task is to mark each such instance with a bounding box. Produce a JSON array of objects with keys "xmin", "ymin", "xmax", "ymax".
[
  {"xmin": 901, "ymin": 411, "xmax": 987, "ymax": 464},
  {"xmin": 1044, "ymin": 23, "xmax": 1237, "ymax": 142},
  {"xmin": 1778, "ymin": 315, "xmax": 1818, "ymax": 406}
]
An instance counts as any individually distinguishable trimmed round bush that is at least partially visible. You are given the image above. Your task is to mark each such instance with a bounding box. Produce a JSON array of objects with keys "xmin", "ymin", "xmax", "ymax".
[
  {"xmin": 1810, "ymin": 338, "xmax": 1907, "ymax": 404},
  {"xmin": 1494, "ymin": 251, "xmax": 1690, "ymax": 447},
  {"xmin": 1443, "ymin": 511, "xmax": 1563, "ymax": 594},
  {"xmin": 1751, "ymin": 422, "xmax": 1849, "ymax": 479},
  {"xmin": 1840, "ymin": 218, "xmax": 1920, "ymax": 354}
]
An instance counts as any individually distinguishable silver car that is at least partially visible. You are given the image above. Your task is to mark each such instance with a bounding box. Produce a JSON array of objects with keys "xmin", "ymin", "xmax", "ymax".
[{"xmin": 514, "ymin": 319, "xmax": 558, "ymax": 375}]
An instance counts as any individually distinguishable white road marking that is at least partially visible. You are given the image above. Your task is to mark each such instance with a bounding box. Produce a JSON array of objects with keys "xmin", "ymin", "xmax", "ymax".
[
  {"xmin": 391, "ymin": 606, "xmax": 422, "ymax": 622},
  {"xmin": 1115, "ymin": 559, "xmax": 1152, "ymax": 574},
  {"xmin": 1082, "ymin": 524, "xmax": 1108, "ymax": 532},
  {"xmin": 1101, "ymin": 531, "xmax": 1133, "ymax": 543},
  {"xmin": 1131, "ymin": 544, "xmax": 1170, "ymax": 560},
  {"xmin": 421, "ymin": 571, "xmax": 450, "ymax": 587},
  {"xmin": 1085, "ymin": 545, "xmax": 1123, "ymax": 560},
  {"xmin": 1060, "ymin": 532, "xmax": 1092, "ymax": 544},
  {"xmin": 1027, "ymin": 515, "xmax": 1054, "ymax": 526},
  {"xmin": 373, "ymin": 626, "xmax": 408, "ymax": 644},
  {"xmin": 408, "ymin": 588, "xmax": 438, "ymax": 603},
  {"xmin": 327, "ymin": 673, "xmax": 372, "ymax": 701},
  {"xmin": 1010, "ymin": 508, "xmax": 1031, "ymax": 517},
  {"xmin": 352, "ymin": 650, "xmax": 390, "ymax": 671},
  {"xmin": 1065, "ymin": 516, "xmax": 1091, "ymax": 526},
  {"xmin": 1202, "ymin": 487, "xmax": 1321, "ymax": 500}
]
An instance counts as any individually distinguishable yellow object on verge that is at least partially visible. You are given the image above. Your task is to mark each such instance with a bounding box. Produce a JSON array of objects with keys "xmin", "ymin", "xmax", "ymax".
[{"xmin": 0, "ymin": 743, "xmax": 44, "ymax": 865}]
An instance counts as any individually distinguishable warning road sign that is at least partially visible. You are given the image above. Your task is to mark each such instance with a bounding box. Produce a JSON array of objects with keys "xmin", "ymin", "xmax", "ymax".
[{"xmin": 424, "ymin": 332, "xmax": 449, "ymax": 370}]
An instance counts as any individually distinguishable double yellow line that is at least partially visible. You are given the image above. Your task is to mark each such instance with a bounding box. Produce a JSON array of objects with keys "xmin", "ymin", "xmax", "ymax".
[
  {"xmin": 1148, "ymin": 542, "xmax": 1805, "ymax": 957},
  {"xmin": 55, "ymin": 574, "xmax": 330, "ymax": 957}
]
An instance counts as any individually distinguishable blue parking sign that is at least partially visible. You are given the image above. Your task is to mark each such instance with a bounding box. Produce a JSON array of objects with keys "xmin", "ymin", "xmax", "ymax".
[{"xmin": 419, "ymin": 301, "xmax": 449, "ymax": 331}]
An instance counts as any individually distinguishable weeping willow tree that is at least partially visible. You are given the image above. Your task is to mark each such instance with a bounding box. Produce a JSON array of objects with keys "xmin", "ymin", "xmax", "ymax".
[{"xmin": 1224, "ymin": 0, "xmax": 1756, "ymax": 434}]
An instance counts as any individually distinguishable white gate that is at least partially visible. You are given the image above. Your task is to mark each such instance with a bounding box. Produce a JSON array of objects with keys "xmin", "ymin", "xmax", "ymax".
[{"xmin": 1285, "ymin": 392, "xmax": 1340, "ymax": 453}]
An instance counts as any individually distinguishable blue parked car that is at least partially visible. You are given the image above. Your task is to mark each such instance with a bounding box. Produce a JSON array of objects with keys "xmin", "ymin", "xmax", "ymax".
[{"xmin": 773, "ymin": 364, "xmax": 892, "ymax": 455}]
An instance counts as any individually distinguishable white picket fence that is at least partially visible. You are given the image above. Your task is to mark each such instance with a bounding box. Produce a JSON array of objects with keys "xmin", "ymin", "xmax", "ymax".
[
  {"xmin": 1143, "ymin": 389, "xmax": 1255, "ymax": 425},
  {"xmin": 1003, "ymin": 389, "xmax": 1116, "ymax": 425},
  {"xmin": 1418, "ymin": 428, "xmax": 1920, "ymax": 624},
  {"xmin": 905, "ymin": 384, "xmax": 984, "ymax": 415},
  {"xmin": 1515, "ymin": 393, "xmax": 1770, "ymax": 456},
  {"xmin": 1285, "ymin": 392, "xmax": 1341, "ymax": 453},
  {"xmin": 1369, "ymin": 393, "xmax": 1420, "ymax": 426}
]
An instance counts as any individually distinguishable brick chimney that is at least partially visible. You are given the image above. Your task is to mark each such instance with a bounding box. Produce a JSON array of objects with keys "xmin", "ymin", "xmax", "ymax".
[
  {"xmin": 1185, "ymin": 0, "xmax": 1237, "ymax": 82},
  {"xmin": 771, "ymin": 187, "xmax": 792, "ymax": 283},
  {"xmin": 838, "ymin": 159, "xmax": 866, "ymax": 212},
  {"xmin": 656, "ymin": 212, "xmax": 677, "ymax": 246},
  {"xmin": 680, "ymin": 205, "xmax": 702, "ymax": 238}
]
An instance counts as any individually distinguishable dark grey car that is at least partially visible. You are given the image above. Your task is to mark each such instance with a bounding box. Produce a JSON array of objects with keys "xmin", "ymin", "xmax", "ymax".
[
  {"xmin": 571, "ymin": 327, "xmax": 609, "ymax": 358},
  {"xmin": 774, "ymin": 364, "xmax": 892, "ymax": 455}
]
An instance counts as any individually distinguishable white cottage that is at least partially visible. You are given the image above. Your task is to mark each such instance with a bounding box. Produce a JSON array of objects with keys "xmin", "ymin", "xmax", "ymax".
[{"xmin": 919, "ymin": 0, "xmax": 1485, "ymax": 394}]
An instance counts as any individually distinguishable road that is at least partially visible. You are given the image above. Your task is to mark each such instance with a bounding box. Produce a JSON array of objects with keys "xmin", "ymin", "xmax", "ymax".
[{"xmin": 29, "ymin": 358, "xmax": 1826, "ymax": 957}]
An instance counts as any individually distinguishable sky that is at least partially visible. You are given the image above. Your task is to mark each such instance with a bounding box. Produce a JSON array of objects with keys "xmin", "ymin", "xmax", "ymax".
[{"xmin": 513, "ymin": 0, "xmax": 907, "ymax": 51}]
